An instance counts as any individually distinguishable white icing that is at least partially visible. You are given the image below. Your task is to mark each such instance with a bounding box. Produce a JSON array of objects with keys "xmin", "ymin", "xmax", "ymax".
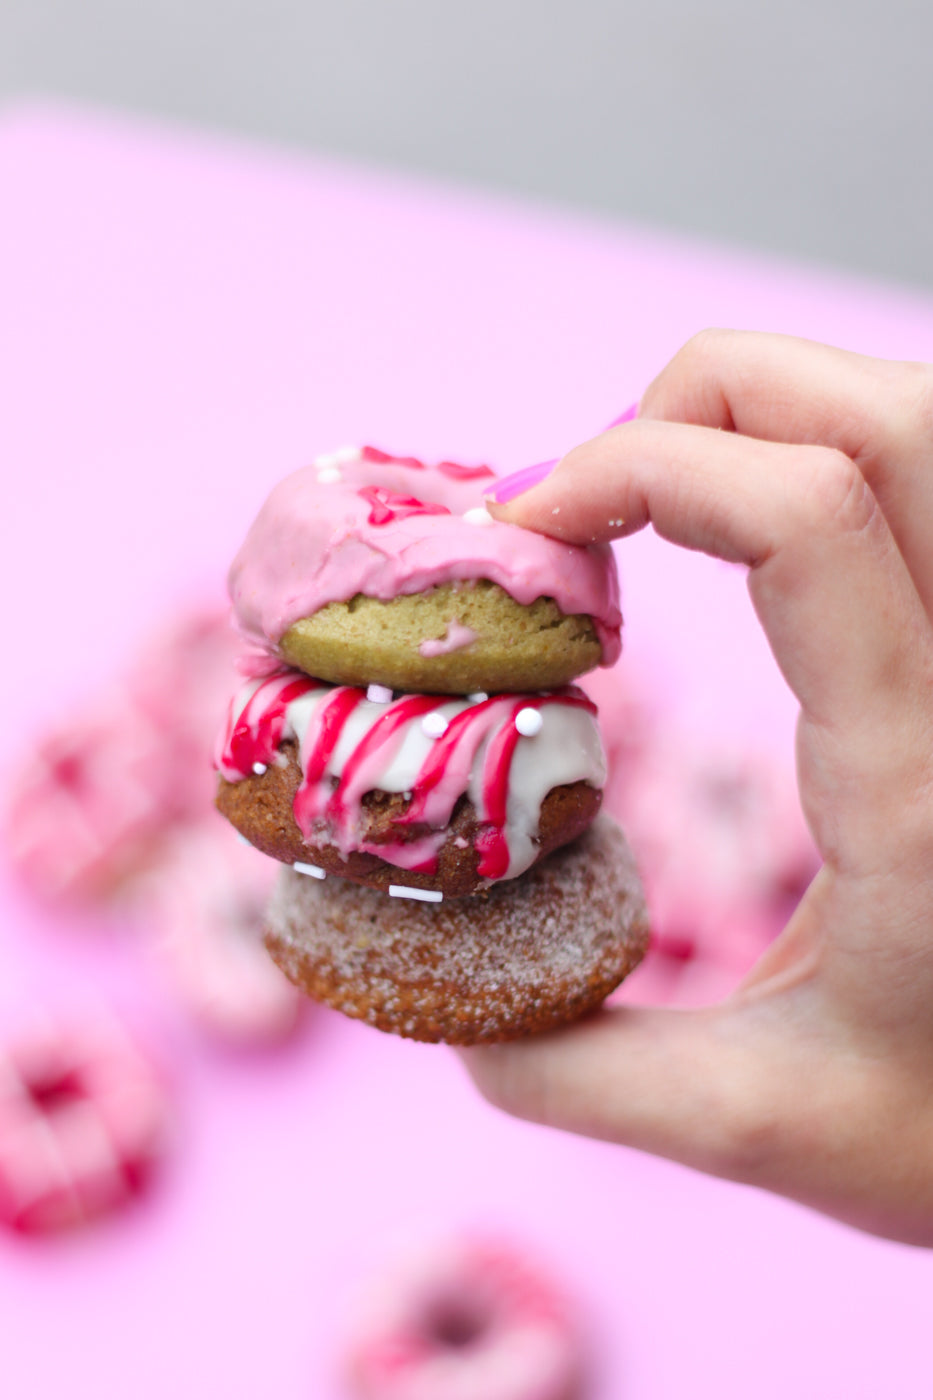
[{"xmin": 220, "ymin": 677, "xmax": 606, "ymax": 883}]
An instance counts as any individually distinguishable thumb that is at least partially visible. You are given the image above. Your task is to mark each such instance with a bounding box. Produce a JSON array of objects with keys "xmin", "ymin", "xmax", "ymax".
[{"xmin": 458, "ymin": 1001, "xmax": 777, "ymax": 1183}]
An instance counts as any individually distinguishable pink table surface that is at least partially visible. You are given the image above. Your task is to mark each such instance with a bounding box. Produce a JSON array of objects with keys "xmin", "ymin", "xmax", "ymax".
[{"xmin": 2, "ymin": 102, "xmax": 933, "ymax": 1398}]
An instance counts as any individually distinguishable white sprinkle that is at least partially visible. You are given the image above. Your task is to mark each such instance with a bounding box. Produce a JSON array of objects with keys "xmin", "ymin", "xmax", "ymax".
[
  {"xmin": 236, "ymin": 833, "xmax": 252, "ymax": 846},
  {"xmin": 366, "ymin": 683, "xmax": 394, "ymax": 704},
  {"xmin": 609, "ymin": 518, "xmax": 624, "ymax": 526},
  {"xmin": 252, "ymin": 762, "xmax": 268, "ymax": 775},
  {"xmin": 462, "ymin": 506, "xmax": 494, "ymax": 526},
  {"xmin": 421, "ymin": 711, "xmax": 449, "ymax": 738},
  {"xmin": 515, "ymin": 707, "xmax": 544, "ymax": 737},
  {"xmin": 403, "ymin": 791, "xmax": 413, "ymax": 801},
  {"xmin": 334, "ymin": 445, "xmax": 361, "ymax": 462},
  {"xmin": 316, "ymin": 466, "xmax": 343, "ymax": 484},
  {"xmin": 467, "ymin": 691, "xmax": 488, "ymax": 704},
  {"xmin": 293, "ymin": 861, "xmax": 326, "ymax": 879},
  {"xmin": 314, "ymin": 453, "xmax": 338, "ymax": 470},
  {"xmin": 388, "ymin": 885, "xmax": 443, "ymax": 903},
  {"xmin": 552, "ymin": 506, "xmax": 561, "ymax": 515}
]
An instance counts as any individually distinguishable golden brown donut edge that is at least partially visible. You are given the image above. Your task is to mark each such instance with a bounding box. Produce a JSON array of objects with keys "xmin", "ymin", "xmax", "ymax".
[
  {"xmin": 279, "ymin": 581, "xmax": 603, "ymax": 693},
  {"xmin": 216, "ymin": 740, "xmax": 602, "ymax": 898}
]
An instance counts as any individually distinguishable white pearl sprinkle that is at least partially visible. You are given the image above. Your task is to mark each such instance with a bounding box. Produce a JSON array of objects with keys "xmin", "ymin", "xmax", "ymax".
[
  {"xmin": 334, "ymin": 445, "xmax": 361, "ymax": 462},
  {"xmin": 316, "ymin": 466, "xmax": 343, "ymax": 484},
  {"xmin": 467, "ymin": 691, "xmax": 488, "ymax": 704},
  {"xmin": 515, "ymin": 707, "xmax": 544, "ymax": 737},
  {"xmin": 421, "ymin": 711, "xmax": 449, "ymax": 738},
  {"xmin": 293, "ymin": 861, "xmax": 326, "ymax": 879},
  {"xmin": 366, "ymin": 683, "xmax": 394, "ymax": 704},
  {"xmin": 462, "ymin": 506, "xmax": 494, "ymax": 526},
  {"xmin": 314, "ymin": 453, "xmax": 338, "ymax": 470},
  {"xmin": 252, "ymin": 761, "xmax": 268, "ymax": 775},
  {"xmin": 389, "ymin": 885, "xmax": 443, "ymax": 903}
]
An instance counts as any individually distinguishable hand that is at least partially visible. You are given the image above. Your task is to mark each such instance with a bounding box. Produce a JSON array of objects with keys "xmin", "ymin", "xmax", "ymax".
[{"xmin": 462, "ymin": 330, "xmax": 933, "ymax": 1246}]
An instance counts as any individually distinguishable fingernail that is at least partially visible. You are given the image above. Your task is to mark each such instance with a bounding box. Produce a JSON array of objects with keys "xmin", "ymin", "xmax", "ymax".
[
  {"xmin": 604, "ymin": 401, "xmax": 639, "ymax": 429},
  {"xmin": 485, "ymin": 458, "xmax": 558, "ymax": 505}
]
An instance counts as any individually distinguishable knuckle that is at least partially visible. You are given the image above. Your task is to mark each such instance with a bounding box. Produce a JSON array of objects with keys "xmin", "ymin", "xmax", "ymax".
[
  {"xmin": 677, "ymin": 327, "xmax": 734, "ymax": 375},
  {"xmin": 796, "ymin": 447, "xmax": 877, "ymax": 537},
  {"xmin": 643, "ymin": 327, "xmax": 737, "ymax": 418}
]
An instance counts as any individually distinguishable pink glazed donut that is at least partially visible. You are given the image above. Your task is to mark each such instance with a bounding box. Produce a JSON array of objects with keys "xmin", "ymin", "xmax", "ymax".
[
  {"xmin": 347, "ymin": 1236, "xmax": 583, "ymax": 1400},
  {"xmin": 228, "ymin": 445, "xmax": 621, "ymax": 694},
  {"xmin": 0, "ymin": 1013, "xmax": 169, "ymax": 1233}
]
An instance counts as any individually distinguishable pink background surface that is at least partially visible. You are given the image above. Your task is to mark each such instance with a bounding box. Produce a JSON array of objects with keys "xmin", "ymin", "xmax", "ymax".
[{"xmin": 2, "ymin": 104, "xmax": 933, "ymax": 1396}]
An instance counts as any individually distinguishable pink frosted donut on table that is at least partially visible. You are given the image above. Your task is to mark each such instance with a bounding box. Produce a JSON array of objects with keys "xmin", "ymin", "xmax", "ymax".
[
  {"xmin": 347, "ymin": 1235, "xmax": 583, "ymax": 1400},
  {"xmin": 227, "ymin": 445, "xmax": 622, "ymax": 676},
  {"xmin": 0, "ymin": 1012, "xmax": 169, "ymax": 1233},
  {"xmin": 4, "ymin": 606, "xmax": 240, "ymax": 906}
]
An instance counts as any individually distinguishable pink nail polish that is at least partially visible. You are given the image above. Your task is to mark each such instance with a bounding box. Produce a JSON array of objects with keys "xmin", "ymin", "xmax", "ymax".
[
  {"xmin": 485, "ymin": 458, "xmax": 558, "ymax": 505},
  {"xmin": 604, "ymin": 401, "xmax": 639, "ymax": 429}
]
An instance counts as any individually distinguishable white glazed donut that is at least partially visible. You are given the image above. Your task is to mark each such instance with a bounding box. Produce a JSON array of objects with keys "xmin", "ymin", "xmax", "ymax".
[
  {"xmin": 347, "ymin": 1236, "xmax": 583, "ymax": 1400},
  {"xmin": 0, "ymin": 1012, "xmax": 169, "ymax": 1233}
]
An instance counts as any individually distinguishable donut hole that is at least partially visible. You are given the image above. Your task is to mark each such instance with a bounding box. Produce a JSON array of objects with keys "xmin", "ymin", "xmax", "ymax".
[
  {"xmin": 26, "ymin": 1068, "xmax": 86, "ymax": 1115},
  {"xmin": 421, "ymin": 1292, "xmax": 492, "ymax": 1350}
]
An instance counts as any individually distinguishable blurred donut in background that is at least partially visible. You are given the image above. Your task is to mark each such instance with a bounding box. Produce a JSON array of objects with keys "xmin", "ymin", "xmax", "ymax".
[
  {"xmin": 345, "ymin": 1232, "xmax": 585, "ymax": 1400},
  {"xmin": 0, "ymin": 1011, "xmax": 169, "ymax": 1234},
  {"xmin": 2, "ymin": 601, "xmax": 303, "ymax": 1044}
]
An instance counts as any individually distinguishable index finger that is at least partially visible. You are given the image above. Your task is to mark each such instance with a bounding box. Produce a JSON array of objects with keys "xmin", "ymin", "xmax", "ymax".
[
  {"xmin": 640, "ymin": 330, "xmax": 933, "ymax": 614},
  {"xmin": 487, "ymin": 420, "xmax": 933, "ymax": 863}
]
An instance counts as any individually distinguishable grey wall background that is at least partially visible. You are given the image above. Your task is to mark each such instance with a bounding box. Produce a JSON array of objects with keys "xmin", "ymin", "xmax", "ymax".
[{"xmin": 2, "ymin": 0, "xmax": 931, "ymax": 291}]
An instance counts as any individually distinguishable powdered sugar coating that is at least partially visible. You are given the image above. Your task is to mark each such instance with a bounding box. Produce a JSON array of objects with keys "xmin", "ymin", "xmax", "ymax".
[{"xmin": 263, "ymin": 816, "xmax": 648, "ymax": 1043}]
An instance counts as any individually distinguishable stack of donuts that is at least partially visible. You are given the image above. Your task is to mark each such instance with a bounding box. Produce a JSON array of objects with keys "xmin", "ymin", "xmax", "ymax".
[{"xmin": 215, "ymin": 446, "xmax": 649, "ymax": 1043}]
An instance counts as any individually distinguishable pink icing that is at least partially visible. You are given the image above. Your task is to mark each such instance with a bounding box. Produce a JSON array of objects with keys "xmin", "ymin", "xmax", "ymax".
[
  {"xmin": 228, "ymin": 447, "xmax": 621, "ymax": 674},
  {"xmin": 418, "ymin": 620, "xmax": 478, "ymax": 658},
  {"xmin": 215, "ymin": 670, "xmax": 602, "ymax": 883}
]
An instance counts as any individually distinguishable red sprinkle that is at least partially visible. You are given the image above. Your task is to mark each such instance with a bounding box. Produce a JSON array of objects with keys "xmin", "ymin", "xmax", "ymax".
[
  {"xmin": 358, "ymin": 485, "xmax": 452, "ymax": 527},
  {"xmin": 436, "ymin": 460, "xmax": 496, "ymax": 481},
  {"xmin": 361, "ymin": 445, "xmax": 426, "ymax": 470}
]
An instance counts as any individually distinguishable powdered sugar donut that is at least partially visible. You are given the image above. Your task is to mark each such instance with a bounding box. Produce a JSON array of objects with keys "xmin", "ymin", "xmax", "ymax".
[
  {"xmin": 229, "ymin": 446, "xmax": 621, "ymax": 693},
  {"xmin": 347, "ymin": 1235, "xmax": 583, "ymax": 1400},
  {"xmin": 0, "ymin": 1013, "xmax": 169, "ymax": 1233},
  {"xmin": 264, "ymin": 815, "xmax": 648, "ymax": 1043}
]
